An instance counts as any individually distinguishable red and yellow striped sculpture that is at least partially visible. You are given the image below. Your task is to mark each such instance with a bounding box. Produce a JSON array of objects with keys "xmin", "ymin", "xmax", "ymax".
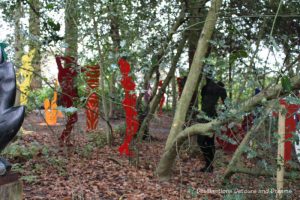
[{"xmin": 85, "ymin": 65, "xmax": 100, "ymax": 131}]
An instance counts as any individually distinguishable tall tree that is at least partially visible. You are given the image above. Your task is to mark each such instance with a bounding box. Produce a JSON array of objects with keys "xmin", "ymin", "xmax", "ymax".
[
  {"xmin": 28, "ymin": 0, "xmax": 42, "ymax": 89},
  {"xmin": 14, "ymin": 0, "xmax": 24, "ymax": 106},
  {"xmin": 65, "ymin": 0, "xmax": 79, "ymax": 57},
  {"xmin": 156, "ymin": 0, "xmax": 223, "ymax": 179}
]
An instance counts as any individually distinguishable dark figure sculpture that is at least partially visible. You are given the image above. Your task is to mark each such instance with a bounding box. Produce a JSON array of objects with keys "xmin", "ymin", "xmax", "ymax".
[
  {"xmin": 0, "ymin": 45, "xmax": 25, "ymax": 175},
  {"xmin": 55, "ymin": 56, "xmax": 78, "ymax": 146},
  {"xmin": 197, "ymin": 76, "xmax": 227, "ymax": 172}
]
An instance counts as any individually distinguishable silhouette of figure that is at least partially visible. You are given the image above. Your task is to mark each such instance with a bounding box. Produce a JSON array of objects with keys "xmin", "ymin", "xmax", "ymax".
[
  {"xmin": 55, "ymin": 56, "xmax": 78, "ymax": 146},
  {"xmin": 0, "ymin": 45, "xmax": 25, "ymax": 175},
  {"xmin": 197, "ymin": 76, "xmax": 227, "ymax": 172}
]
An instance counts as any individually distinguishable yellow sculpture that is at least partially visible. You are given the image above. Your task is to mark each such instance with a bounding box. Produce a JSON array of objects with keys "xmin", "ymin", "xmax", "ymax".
[
  {"xmin": 44, "ymin": 81, "xmax": 63, "ymax": 125},
  {"xmin": 17, "ymin": 49, "xmax": 35, "ymax": 105}
]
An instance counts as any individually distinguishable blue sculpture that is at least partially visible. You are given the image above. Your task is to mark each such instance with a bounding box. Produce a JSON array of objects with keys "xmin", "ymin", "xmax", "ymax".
[{"xmin": 0, "ymin": 43, "xmax": 25, "ymax": 175}]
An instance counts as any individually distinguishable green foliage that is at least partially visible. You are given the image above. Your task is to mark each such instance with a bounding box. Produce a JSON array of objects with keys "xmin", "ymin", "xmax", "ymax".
[
  {"xmin": 79, "ymin": 144, "xmax": 94, "ymax": 158},
  {"xmin": 57, "ymin": 106, "xmax": 78, "ymax": 116},
  {"xmin": 26, "ymin": 86, "xmax": 54, "ymax": 111},
  {"xmin": 2, "ymin": 141, "xmax": 43, "ymax": 160},
  {"xmin": 12, "ymin": 163, "xmax": 24, "ymax": 173},
  {"xmin": 21, "ymin": 175, "xmax": 38, "ymax": 184},
  {"xmin": 115, "ymin": 124, "xmax": 126, "ymax": 137},
  {"xmin": 229, "ymin": 50, "xmax": 248, "ymax": 65},
  {"xmin": 281, "ymin": 76, "xmax": 292, "ymax": 92},
  {"xmin": 87, "ymin": 132, "xmax": 107, "ymax": 149},
  {"xmin": 47, "ymin": 156, "xmax": 68, "ymax": 176}
]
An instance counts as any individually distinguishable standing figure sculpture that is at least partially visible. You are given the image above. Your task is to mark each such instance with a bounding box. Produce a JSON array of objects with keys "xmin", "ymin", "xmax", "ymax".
[
  {"xmin": 0, "ymin": 44, "xmax": 25, "ymax": 175},
  {"xmin": 118, "ymin": 57, "xmax": 139, "ymax": 156},
  {"xmin": 55, "ymin": 55, "xmax": 78, "ymax": 146},
  {"xmin": 85, "ymin": 65, "xmax": 100, "ymax": 131},
  {"xmin": 17, "ymin": 49, "xmax": 35, "ymax": 105},
  {"xmin": 198, "ymin": 75, "xmax": 227, "ymax": 172}
]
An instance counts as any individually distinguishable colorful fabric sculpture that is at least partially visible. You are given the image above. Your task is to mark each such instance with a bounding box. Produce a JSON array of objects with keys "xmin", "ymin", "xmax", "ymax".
[
  {"xmin": 85, "ymin": 65, "xmax": 100, "ymax": 131},
  {"xmin": 118, "ymin": 58, "xmax": 139, "ymax": 156},
  {"xmin": 17, "ymin": 49, "xmax": 35, "ymax": 105},
  {"xmin": 55, "ymin": 56, "xmax": 78, "ymax": 145}
]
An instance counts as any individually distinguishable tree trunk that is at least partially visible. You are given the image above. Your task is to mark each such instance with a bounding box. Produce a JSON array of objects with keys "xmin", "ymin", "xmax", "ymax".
[
  {"xmin": 171, "ymin": 76, "xmax": 177, "ymax": 115},
  {"xmin": 65, "ymin": 0, "xmax": 79, "ymax": 58},
  {"xmin": 29, "ymin": 0, "xmax": 42, "ymax": 89},
  {"xmin": 276, "ymin": 105, "xmax": 285, "ymax": 200},
  {"xmin": 156, "ymin": 0, "xmax": 224, "ymax": 179},
  {"xmin": 187, "ymin": 0, "xmax": 206, "ymax": 68},
  {"xmin": 14, "ymin": 0, "xmax": 23, "ymax": 106},
  {"xmin": 109, "ymin": 73, "xmax": 116, "ymax": 118},
  {"xmin": 164, "ymin": 0, "xmax": 222, "ymax": 152},
  {"xmin": 108, "ymin": 4, "xmax": 120, "ymax": 119}
]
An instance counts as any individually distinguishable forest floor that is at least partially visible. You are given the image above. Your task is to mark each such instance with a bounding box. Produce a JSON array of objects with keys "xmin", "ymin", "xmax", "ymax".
[{"xmin": 3, "ymin": 110, "xmax": 300, "ymax": 200}]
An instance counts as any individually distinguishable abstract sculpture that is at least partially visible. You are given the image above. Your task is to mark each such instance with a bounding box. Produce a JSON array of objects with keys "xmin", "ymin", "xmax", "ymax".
[
  {"xmin": 17, "ymin": 49, "xmax": 35, "ymax": 105},
  {"xmin": 0, "ymin": 43, "xmax": 25, "ymax": 175},
  {"xmin": 55, "ymin": 56, "xmax": 78, "ymax": 145},
  {"xmin": 118, "ymin": 58, "xmax": 139, "ymax": 156},
  {"xmin": 44, "ymin": 81, "xmax": 63, "ymax": 125},
  {"xmin": 216, "ymin": 115, "xmax": 253, "ymax": 153},
  {"xmin": 85, "ymin": 65, "xmax": 100, "ymax": 131},
  {"xmin": 278, "ymin": 99, "xmax": 300, "ymax": 162}
]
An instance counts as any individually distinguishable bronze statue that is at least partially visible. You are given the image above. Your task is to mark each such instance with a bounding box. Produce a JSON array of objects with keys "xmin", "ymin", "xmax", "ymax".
[{"xmin": 0, "ymin": 44, "xmax": 25, "ymax": 175}]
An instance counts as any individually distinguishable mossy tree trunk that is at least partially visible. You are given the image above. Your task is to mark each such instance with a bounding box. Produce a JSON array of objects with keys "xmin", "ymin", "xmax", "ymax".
[
  {"xmin": 28, "ymin": 0, "xmax": 42, "ymax": 89},
  {"xmin": 14, "ymin": 0, "xmax": 23, "ymax": 106},
  {"xmin": 65, "ymin": 0, "xmax": 79, "ymax": 58}
]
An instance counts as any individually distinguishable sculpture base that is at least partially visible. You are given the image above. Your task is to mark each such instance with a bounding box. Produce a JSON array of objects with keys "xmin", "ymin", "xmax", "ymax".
[{"xmin": 0, "ymin": 172, "xmax": 22, "ymax": 200}]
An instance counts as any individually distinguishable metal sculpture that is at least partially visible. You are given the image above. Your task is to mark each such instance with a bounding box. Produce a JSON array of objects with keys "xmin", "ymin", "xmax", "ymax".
[
  {"xmin": 17, "ymin": 49, "xmax": 35, "ymax": 105},
  {"xmin": 118, "ymin": 58, "xmax": 139, "ymax": 156},
  {"xmin": 85, "ymin": 65, "xmax": 100, "ymax": 131},
  {"xmin": 55, "ymin": 56, "xmax": 78, "ymax": 145},
  {"xmin": 278, "ymin": 99, "xmax": 300, "ymax": 162},
  {"xmin": 44, "ymin": 81, "xmax": 63, "ymax": 125},
  {"xmin": 0, "ymin": 44, "xmax": 25, "ymax": 175}
]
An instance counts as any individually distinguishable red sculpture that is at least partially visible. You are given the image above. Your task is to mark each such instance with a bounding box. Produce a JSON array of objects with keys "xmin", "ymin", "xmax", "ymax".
[
  {"xmin": 217, "ymin": 114, "xmax": 253, "ymax": 153},
  {"xmin": 85, "ymin": 65, "xmax": 100, "ymax": 131},
  {"xmin": 278, "ymin": 99, "xmax": 300, "ymax": 162},
  {"xmin": 55, "ymin": 56, "xmax": 79, "ymax": 145},
  {"xmin": 177, "ymin": 77, "xmax": 185, "ymax": 99},
  {"xmin": 118, "ymin": 58, "xmax": 139, "ymax": 156},
  {"xmin": 158, "ymin": 80, "xmax": 165, "ymax": 116}
]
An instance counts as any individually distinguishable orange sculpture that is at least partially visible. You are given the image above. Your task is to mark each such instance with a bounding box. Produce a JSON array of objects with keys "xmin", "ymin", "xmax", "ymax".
[
  {"xmin": 44, "ymin": 81, "xmax": 63, "ymax": 125},
  {"xmin": 85, "ymin": 65, "xmax": 100, "ymax": 131}
]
